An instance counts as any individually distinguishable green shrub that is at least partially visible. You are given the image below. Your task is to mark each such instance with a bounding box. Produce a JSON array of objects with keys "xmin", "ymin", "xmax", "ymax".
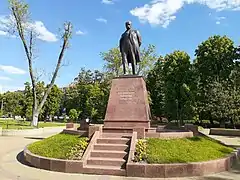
[
  {"xmin": 69, "ymin": 109, "xmax": 80, "ymax": 122},
  {"xmin": 66, "ymin": 137, "xmax": 89, "ymax": 160},
  {"xmin": 134, "ymin": 139, "xmax": 147, "ymax": 162}
]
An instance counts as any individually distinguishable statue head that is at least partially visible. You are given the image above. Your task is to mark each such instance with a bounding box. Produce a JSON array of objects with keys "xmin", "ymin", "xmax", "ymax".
[{"xmin": 125, "ymin": 21, "xmax": 132, "ymax": 30}]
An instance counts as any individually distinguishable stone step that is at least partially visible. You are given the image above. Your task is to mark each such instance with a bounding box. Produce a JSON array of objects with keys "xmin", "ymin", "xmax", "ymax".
[
  {"xmin": 91, "ymin": 150, "xmax": 128, "ymax": 159},
  {"xmin": 97, "ymin": 138, "xmax": 130, "ymax": 145},
  {"xmin": 87, "ymin": 157, "xmax": 126, "ymax": 167},
  {"xmin": 94, "ymin": 143, "xmax": 129, "ymax": 151},
  {"xmin": 101, "ymin": 133, "xmax": 132, "ymax": 138},
  {"xmin": 103, "ymin": 127, "xmax": 133, "ymax": 134},
  {"xmin": 83, "ymin": 165, "xmax": 126, "ymax": 176}
]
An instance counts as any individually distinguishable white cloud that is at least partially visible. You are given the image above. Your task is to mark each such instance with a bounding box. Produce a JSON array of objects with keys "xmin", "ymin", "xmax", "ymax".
[
  {"xmin": 130, "ymin": 0, "xmax": 240, "ymax": 28},
  {"xmin": 30, "ymin": 21, "xmax": 58, "ymax": 42},
  {"xmin": 0, "ymin": 65, "xmax": 26, "ymax": 75},
  {"xmin": 0, "ymin": 85, "xmax": 24, "ymax": 93},
  {"xmin": 0, "ymin": 76, "xmax": 12, "ymax": 81},
  {"xmin": 96, "ymin": 18, "xmax": 108, "ymax": 23},
  {"xmin": 76, "ymin": 30, "xmax": 86, "ymax": 35},
  {"xmin": 0, "ymin": 15, "xmax": 57, "ymax": 42},
  {"xmin": 216, "ymin": 16, "xmax": 226, "ymax": 20},
  {"xmin": 215, "ymin": 16, "xmax": 226, "ymax": 25},
  {"xmin": 0, "ymin": 30, "xmax": 7, "ymax": 36},
  {"xmin": 102, "ymin": 0, "xmax": 114, "ymax": 4}
]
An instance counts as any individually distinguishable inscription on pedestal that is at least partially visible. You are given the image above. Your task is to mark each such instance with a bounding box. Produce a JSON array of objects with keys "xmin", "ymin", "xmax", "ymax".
[
  {"xmin": 104, "ymin": 77, "xmax": 150, "ymax": 128},
  {"xmin": 117, "ymin": 91, "xmax": 135, "ymax": 101}
]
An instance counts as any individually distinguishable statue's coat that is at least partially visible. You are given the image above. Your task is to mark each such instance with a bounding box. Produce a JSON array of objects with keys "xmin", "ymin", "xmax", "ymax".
[{"xmin": 119, "ymin": 29, "xmax": 142, "ymax": 65}]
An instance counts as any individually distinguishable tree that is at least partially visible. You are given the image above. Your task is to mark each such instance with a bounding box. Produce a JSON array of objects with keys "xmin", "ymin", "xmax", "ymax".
[
  {"xmin": 73, "ymin": 68, "xmax": 104, "ymax": 85},
  {"xmin": 69, "ymin": 109, "xmax": 80, "ymax": 122},
  {"xmin": 194, "ymin": 35, "xmax": 238, "ymax": 123},
  {"xmin": 195, "ymin": 35, "xmax": 236, "ymax": 82},
  {"xmin": 137, "ymin": 44, "xmax": 158, "ymax": 78},
  {"xmin": 8, "ymin": 0, "xmax": 73, "ymax": 127},
  {"xmin": 162, "ymin": 51, "xmax": 193, "ymax": 126},
  {"xmin": 146, "ymin": 56, "xmax": 165, "ymax": 118},
  {"xmin": 100, "ymin": 47, "xmax": 122, "ymax": 77},
  {"xmin": 22, "ymin": 82, "xmax": 33, "ymax": 120},
  {"xmin": 2, "ymin": 91, "xmax": 24, "ymax": 117},
  {"xmin": 64, "ymin": 68, "xmax": 109, "ymax": 122},
  {"xmin": 42, "ymin": 85, "xmax": 63, "ymax": 121},
  {"xmin": 101, "ymin": 44, "xmax": 158, "ymax": 78}
]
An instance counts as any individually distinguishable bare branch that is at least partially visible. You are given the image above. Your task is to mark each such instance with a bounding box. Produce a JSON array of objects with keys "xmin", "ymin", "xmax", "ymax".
[
  {"xmin": 34, "ymin": 68, "xmax": 46, "ymax": 82},
  {"xmin": 9, "ymin": 0, "xmax": 37, "ymax": 114},
  {"xmin": 29, "ymin": 30, "xmax": 33, "ymax": 60},
  {"xmin": 38, "ymin": 22, "xmax": 73, "ymax": 112}
]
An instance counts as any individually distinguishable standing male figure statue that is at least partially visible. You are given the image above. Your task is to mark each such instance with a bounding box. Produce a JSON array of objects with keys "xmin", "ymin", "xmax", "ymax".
[{"xmin": 119, "ymin": 21, "xmax": 142, "ymax": 75}]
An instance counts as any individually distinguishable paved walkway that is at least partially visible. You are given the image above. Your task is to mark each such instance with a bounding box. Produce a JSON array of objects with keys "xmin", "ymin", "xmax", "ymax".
[
  {"xmin": 200, "ymin": 129, "xmax": 240, "ymax": 147},
  {"xmin": 0, "ymin": 130, "xmax": 240, "ymax": 180}
]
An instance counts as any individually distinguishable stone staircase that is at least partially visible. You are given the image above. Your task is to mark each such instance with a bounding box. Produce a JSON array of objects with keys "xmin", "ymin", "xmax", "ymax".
[{"xmin": 83, "ymin": 133, "xmax": 131, "ymax": 176}]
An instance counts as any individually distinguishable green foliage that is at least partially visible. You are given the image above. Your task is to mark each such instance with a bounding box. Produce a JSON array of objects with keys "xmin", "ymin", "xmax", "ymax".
[
  {"xmin": 134, "ymin": 139, "xmax": 147, "ymax": 162},
  {"xmin": 146, "ymin": 56, "xmax": 165, "ymax": 118},
  {"xmin": 134, "ymin": 137, "xmax": 233, "ymax": 164},
  {"xmin": 65, "ymin": 68, "xmax": 109, "ymax": 122},
  {"xmin": 137, "ymin": 44, "xmax": 158, "ymax": 78},
  {"xmin": 28, "ymin": 134, "xmax": 88, "ymax": 159},
  {"xmin": 69, "ymin": 109, "xmax": 79, "ymax": 122},
  {"xmin": 1, "ymin": 91, "xmax": 25, "ymax": 117},
  {"xmin": 100, "ymin": 47, "xmax": 122, "ymax": 77},
  {"xmin": 147, "ymin": 51, "xmax": 193, "ymax": 125},
  {"xmin": 195, "ymin": 35, "xmax": 236, "ymax": 81},
  {"xmin": 193, "ymin": 35, "xmax": 240, "ymax": 124},
  {"xmin": 101, "ymin": 44, "xmax": 158, "ymax": 78},
  {"xmin": 147, "ymin": 35, "xmax": 240, "ymax": 126},
  {"xmin": 66, "ymin": 137, "xmax": 89, "ymax": 160},
  {"xmin": 163, "ymin": 51, "xmax": 193, "ymax": 125},
  {"xmin": 42, "ymin": 84, "xmax": 63, "ymax": 121}
]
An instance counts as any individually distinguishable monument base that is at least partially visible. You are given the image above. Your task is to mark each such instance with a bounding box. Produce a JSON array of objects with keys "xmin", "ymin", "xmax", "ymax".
[
  {"xmin": 104, "ymin": 120, "xmax": 150, "ymax": 129},
  {"xmin": 104, "ymin": 75, "xmax": 151, "ymax": 129}
]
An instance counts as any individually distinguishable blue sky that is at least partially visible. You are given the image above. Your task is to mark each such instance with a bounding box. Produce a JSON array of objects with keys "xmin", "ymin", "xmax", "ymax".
[{"xmin": 0, "ymin": 0, "xmax": 240, "ymax": 92}]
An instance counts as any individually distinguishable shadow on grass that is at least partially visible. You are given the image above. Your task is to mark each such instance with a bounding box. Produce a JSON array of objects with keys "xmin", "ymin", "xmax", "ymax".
[
  {"xmin": 187, "ymin": 136, "xmax": 202, "ymax": 141},
  {"xmin": 218, "ymin": 147, "xmax": 233, "ymax": 154},
  {"xmin": 24, "ymin": 137, "xmax": 45, "ymax": 140}
]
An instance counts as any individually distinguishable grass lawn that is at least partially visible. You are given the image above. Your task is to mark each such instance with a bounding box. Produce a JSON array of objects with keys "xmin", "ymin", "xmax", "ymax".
[
  {"xmin": 135, "ymin": 136, "xmax": 234, "ymax": 164},
  {"xmin": 28, "ymin": 133, "xmax": 89, "ymax": 160},
  {"xmin": 0, "ymin": 119, "xmax": 66, "ymax": 130}
]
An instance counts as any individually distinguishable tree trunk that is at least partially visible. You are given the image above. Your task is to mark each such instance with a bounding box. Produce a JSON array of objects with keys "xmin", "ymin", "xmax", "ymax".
[
  {"xmin": 230, "ymin": 119, "xmax": 236, "ymax": 129},
  {"xmin": 220, "ymin": 118, "xmax": 225, "ymax": 128},
  {"xmin": 31, "ymin": 111, "xmax": 39, "ymax": 127},
  {"xmin": 209, "ymin": 117, "xmax": 214, "ymax": 125},
  {"xmin": 49, "ymin": 115, "xmax": 52, "ymax": 122}
]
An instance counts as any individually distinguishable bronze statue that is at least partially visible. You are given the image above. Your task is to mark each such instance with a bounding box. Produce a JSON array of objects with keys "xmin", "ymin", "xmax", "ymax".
[{"xmin": 119, "ymin": 21, "xmax": 142, "ymax": 75}]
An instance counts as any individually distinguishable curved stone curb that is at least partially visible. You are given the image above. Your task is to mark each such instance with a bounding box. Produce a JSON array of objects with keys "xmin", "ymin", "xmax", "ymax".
[
  {"xmin": 1, "ymin": 126, "xmax": 65, "ymax": 137},
  {"xmin": 24, "ymin": 144, "xmax": 240, "ymax": 178},
  {"xmin": 127, "ymin": 149, "xmax": 240, "ymax": 178},
  {"xmin": 24, "ymin": 131, "xmax": 100, "ymax": 174},
  {"xmin": 24, "ymin": 147, "xmax": 84, "ymax": 173}
]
